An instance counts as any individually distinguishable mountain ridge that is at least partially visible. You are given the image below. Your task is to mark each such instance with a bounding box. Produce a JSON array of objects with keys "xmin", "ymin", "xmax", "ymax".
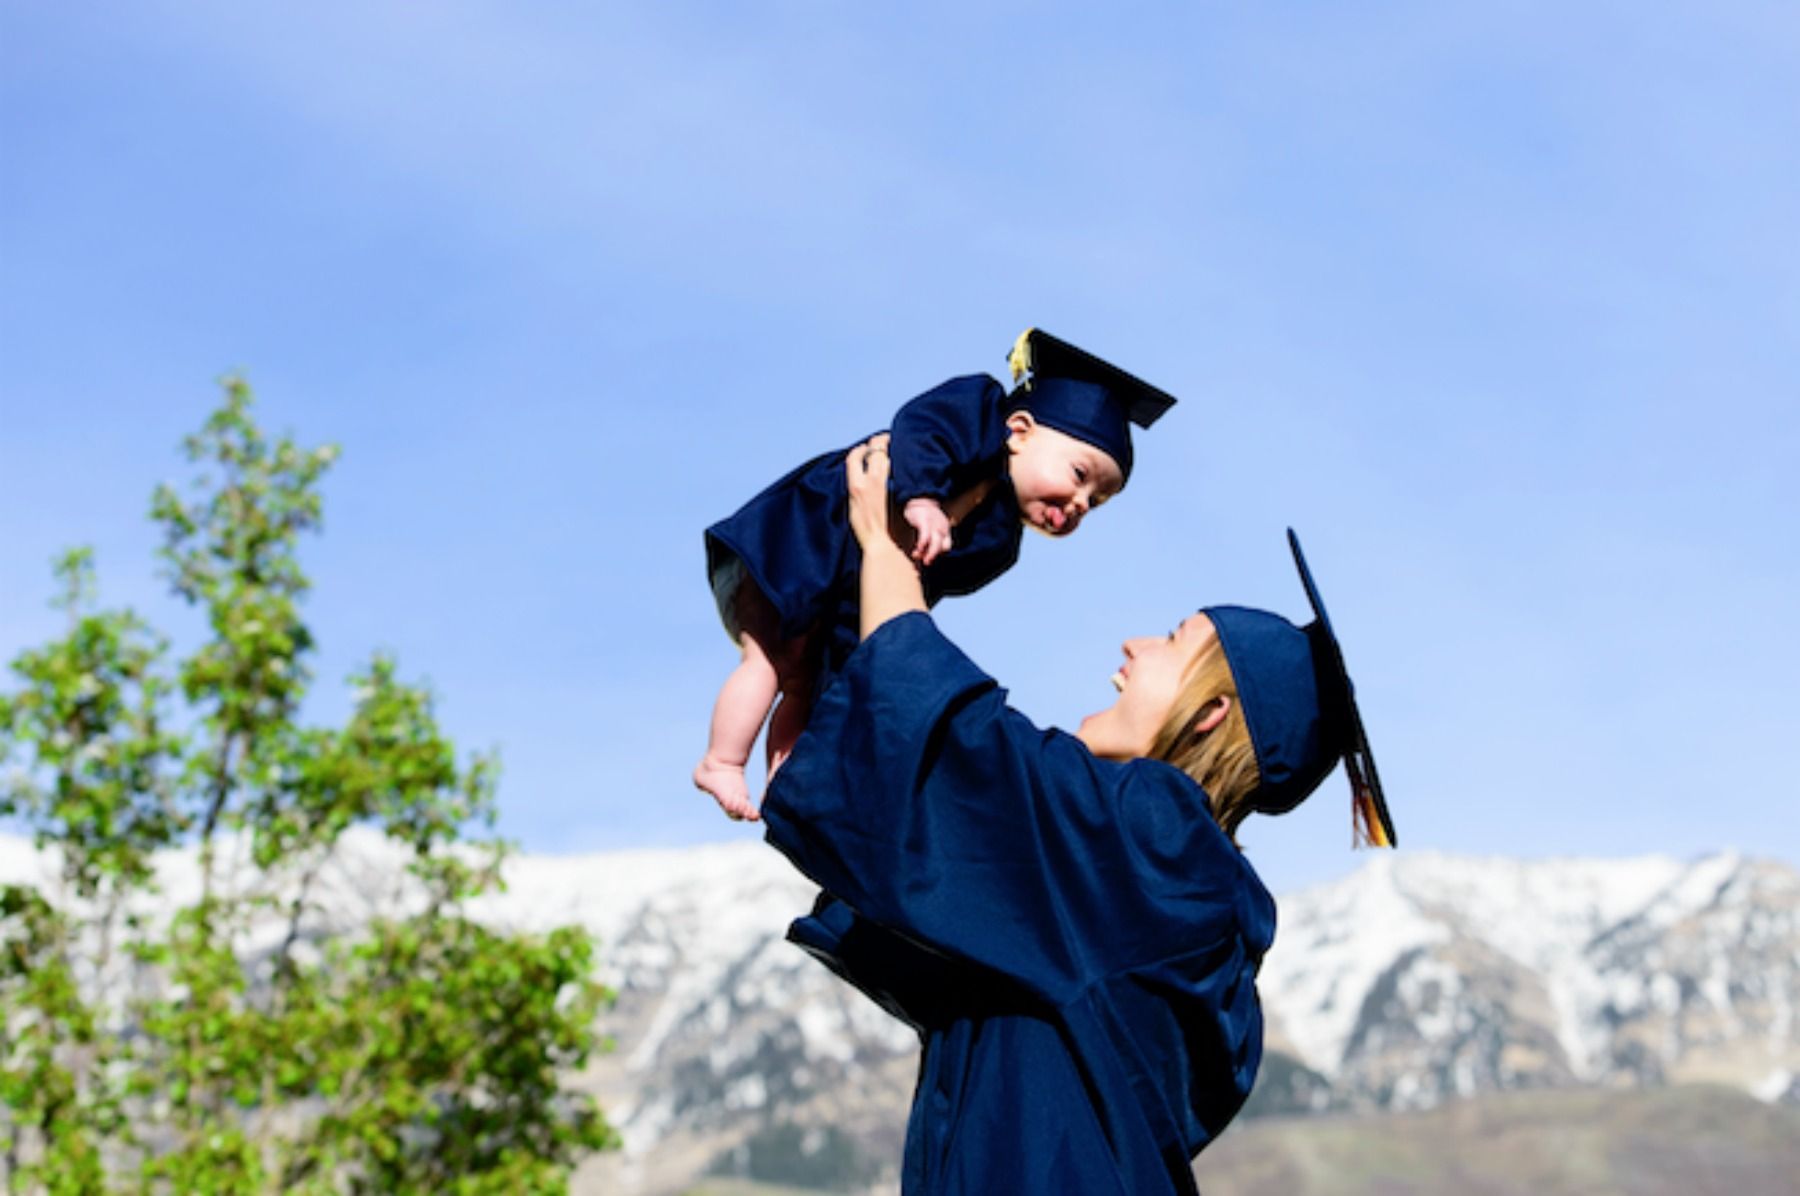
[{"xmin": 4, "ymin": 834, "xmax": 1794, "ymax": 1195}]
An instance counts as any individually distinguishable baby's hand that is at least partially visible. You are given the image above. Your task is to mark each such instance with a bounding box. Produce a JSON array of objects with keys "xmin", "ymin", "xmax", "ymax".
[{"xmin": 903, "ymin": 497, "xmax": 953, "ymax": 565}]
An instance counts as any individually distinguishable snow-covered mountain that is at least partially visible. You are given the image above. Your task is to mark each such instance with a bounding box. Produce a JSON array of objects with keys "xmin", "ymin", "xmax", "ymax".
[
  {"xmin": 1258, "ymin": 851, "xmax": 1800, "ymax": 1112},
  {"xmin": 537, "ymin": 844, "xmax": 1800, "ymax": 1192},
  {"xmin": 5, "ymin": 835, "xmax": 1796, "ymax": 1195}
]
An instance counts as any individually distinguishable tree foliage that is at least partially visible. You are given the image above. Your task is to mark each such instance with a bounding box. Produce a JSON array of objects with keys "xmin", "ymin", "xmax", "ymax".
[{"xmin": 0, "ymin": 379, "xmax": 616, "ymax": 1193}]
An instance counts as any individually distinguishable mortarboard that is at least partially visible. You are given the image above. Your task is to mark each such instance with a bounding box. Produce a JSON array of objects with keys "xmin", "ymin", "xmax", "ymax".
[
  {"xmin": 1005, "ymin": 328, "xmax": 1177, "ymax": 484},
  {"xmin": 1203, "ymin": 529, "xmax": 1396, "ymax": 848}
]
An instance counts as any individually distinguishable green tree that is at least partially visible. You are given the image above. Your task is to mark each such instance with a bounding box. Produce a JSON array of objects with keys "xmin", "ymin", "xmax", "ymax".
[{"xmin": 0, "ymin": 379, "xmax": 616, "ymax": 1193}]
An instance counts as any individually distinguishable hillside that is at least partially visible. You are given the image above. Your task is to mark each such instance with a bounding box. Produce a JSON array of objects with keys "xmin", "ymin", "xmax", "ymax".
[{"xmin": 1193, "ymin": 1085, "xmax": 1800, "ymax": 1196}]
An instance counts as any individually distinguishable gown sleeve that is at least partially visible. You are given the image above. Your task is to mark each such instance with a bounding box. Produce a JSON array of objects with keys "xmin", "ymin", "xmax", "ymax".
[
  {"xmin": 887, "ymin": 375, "xmax": 1009, "ymax": 504},
  {"xmin": 761, "ymin": 612, "xmax": 1254, "ymax": 1008}
]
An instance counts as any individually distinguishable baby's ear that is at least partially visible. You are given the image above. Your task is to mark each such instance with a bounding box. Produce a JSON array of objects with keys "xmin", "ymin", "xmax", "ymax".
[{"xmin": 1004, "ymin": 410, "xmax": 1036, "ymax": 446}]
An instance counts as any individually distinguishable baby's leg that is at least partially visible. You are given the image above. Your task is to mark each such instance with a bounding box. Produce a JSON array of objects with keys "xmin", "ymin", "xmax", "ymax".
[
  {"xmin": 763, "ymin": 615, "xmax": 825, "ymax": 783},
  {"xmin": 694, "ymin": 633, "xmax": 779, "ymax": 821},
  {"xmin": 696, "ymin": 580, "xmax": 793, "ymax": 821},
  {"xmin": 764, "ymin": 672, "xmax": 813, "ymax": 782}
]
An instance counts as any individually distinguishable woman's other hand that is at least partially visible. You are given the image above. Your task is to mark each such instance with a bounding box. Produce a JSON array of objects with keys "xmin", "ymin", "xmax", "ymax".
[
  {"xmin": 845, "ymin": 433, "xmax": 896, "ymax": 551},
  {"xmin": 845, "ymin": 433, "xmax": 929, "ymax": 638}
]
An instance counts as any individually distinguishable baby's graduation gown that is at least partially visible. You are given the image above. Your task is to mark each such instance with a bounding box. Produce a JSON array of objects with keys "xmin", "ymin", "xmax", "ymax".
[
  {"xmin": 704, "ymin": 375, "xmax": 1023, "ymax": 680},
  {"xmin": 761, "ymin": 613, "xmax": 1277, "ymax": 1196}
]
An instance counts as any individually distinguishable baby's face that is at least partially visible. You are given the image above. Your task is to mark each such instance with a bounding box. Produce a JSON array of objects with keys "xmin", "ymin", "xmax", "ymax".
[{"xmin": 1005, "ymin": 416, "xmax": 1125, "ymax": 538}]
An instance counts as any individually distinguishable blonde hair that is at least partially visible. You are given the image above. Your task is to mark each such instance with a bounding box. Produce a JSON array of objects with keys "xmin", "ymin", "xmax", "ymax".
[{"xmin": 1149, "ymin": 637, "xmax": 1260, "ymax": 844}]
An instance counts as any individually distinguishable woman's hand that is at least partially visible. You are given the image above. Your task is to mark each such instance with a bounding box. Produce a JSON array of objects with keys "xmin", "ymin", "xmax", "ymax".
[
  {"xmin": 845, "ymin": 434, "xmax": 928, "ymax": 639},
  {"xmin": 845, "ymin": 432, "xmax": 895, "ymax": 551}
]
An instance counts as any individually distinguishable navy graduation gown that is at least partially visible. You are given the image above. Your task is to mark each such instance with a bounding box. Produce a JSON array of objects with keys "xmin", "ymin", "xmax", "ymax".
[
  {"xmin": 704, "ymin": 376, "xmax": 1022, "ymax": 679},
  {"xmin": 763, "ymin": 613, "xmax": 1276, "ymax": 1196}
]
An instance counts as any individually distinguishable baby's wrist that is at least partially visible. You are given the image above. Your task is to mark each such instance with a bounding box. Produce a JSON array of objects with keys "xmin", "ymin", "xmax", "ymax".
[{"xmin": 903, "ymin": 496, "xmax": 945, "ymax": 514}]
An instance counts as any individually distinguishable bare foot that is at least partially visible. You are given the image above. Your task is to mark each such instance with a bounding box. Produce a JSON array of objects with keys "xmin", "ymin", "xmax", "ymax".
[{"xmin": 694, "ymin": 755, "xmax": 759, "ymax": 821}]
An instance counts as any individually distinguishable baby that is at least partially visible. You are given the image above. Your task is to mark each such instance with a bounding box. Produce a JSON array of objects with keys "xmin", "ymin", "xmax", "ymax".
[{"xmin": 695, "ymin": 328, "xmax": 1177, "ymax": 820}]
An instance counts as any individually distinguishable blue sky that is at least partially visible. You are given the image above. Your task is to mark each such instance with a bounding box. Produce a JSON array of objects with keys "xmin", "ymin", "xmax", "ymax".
[{"xmin": 3, "ymin": 2, "xmax": 1796, "ymax": 896}]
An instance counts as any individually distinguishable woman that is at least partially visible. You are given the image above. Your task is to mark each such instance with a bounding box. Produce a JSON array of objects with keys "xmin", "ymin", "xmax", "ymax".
[{"xmin": 762, "ymin": 436, "xmax": 1396, "ymax": 1195}]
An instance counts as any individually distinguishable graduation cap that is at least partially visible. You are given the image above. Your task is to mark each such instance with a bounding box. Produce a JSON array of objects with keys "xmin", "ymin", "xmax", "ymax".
[
  {"xmin": 1203, "ymin": 530, "xmax": 1396, "ymax": 848},
  {"xmin": 1005, "ymin": 328, "xmax": 1177, "ymax": 484}
]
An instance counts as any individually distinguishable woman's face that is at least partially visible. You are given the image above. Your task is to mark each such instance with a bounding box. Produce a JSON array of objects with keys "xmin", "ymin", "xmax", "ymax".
[{"xmin": 1075, "ymin": 612, "xmax": 1220, "ymax": 760}]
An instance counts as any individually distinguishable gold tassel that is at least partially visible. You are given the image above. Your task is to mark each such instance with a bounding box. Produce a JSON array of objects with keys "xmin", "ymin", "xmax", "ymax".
[
  {"xmin": 1008, "ymin": 328, "xmax": 1036, "ymax": 385},
  {"xmin": 1347, "ymin": 757, "xmax": 1391, "ymax": 849}
]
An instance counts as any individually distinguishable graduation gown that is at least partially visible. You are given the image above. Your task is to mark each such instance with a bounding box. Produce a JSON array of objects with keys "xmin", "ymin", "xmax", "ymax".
[
  {"xmin": 762, "ymin": 613, "xmax": 1276, "ymax": 1196},
  {"xmin": 704, "ymin": 375, "xmax": 1023, "ymax": 679}
]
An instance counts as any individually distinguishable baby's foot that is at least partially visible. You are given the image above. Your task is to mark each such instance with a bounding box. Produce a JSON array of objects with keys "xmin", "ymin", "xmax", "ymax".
[{"xmin": 694, "ymin": 755, "xmax": 759, "ymax": 821}]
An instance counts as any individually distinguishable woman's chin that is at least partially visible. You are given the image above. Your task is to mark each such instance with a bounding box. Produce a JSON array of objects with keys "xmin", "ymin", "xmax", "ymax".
[{"xmin": 1074, "ymin": 710, "xmax": 1115, "ymax": 748}]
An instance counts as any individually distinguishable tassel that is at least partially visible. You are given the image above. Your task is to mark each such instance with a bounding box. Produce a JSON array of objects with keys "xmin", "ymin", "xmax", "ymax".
[
  {"xmin": 1008, "ymin": 328, "xmax": 1036, "ymax": 386},
  {"xmin": 1346, "ymin": 756, "xmax": 1391, "ymax": 849}
]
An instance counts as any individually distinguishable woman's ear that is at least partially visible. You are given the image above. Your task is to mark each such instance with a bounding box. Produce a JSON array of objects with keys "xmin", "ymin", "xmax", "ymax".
[{"xmin": 1190, "ymin": 694, "xmax": 1232, "ymax": 739}]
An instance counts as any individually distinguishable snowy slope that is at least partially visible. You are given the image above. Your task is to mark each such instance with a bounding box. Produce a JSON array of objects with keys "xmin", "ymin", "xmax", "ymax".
[{"xmin": 1258, "ymin": 850, "xmax": 1800, "ymax": 1110}]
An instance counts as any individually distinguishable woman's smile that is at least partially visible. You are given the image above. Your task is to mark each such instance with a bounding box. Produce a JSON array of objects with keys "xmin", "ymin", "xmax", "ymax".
[{"xmin": 1086, "ymin": 615, "xmax": 1223, "ymax": 752}]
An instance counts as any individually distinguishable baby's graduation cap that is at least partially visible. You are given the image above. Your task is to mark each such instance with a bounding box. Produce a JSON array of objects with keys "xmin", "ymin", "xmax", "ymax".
[
  {"xmin": 1204, "ymin": 530, "xmax": 1397, "ymax": 848},
  {"xmin": 1006, "ymin": 328, "xmax": 1177, "ymax": 484}
]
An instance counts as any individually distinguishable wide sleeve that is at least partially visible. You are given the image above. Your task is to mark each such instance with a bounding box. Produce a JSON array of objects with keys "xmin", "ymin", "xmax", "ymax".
[
  {"xmin": 762, "ymin": 612, "xmax": 1252, "ymax": 1007},
  {"xmin": 886, "ymin": 375, "xmax": 1008, "ymax": 504}
]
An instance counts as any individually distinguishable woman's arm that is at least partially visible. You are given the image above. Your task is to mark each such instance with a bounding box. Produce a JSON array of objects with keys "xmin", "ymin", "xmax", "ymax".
[{"xmin": 845, "ymin": 435, "xmax": 928, "ymax": 640}]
